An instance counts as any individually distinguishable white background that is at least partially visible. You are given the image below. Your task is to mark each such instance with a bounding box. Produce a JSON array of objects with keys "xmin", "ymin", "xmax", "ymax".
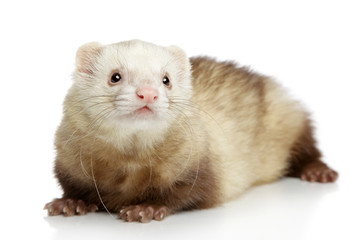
[{"xmin": 0, "ymin": 0, "xmax": 359, "ymax": 239}]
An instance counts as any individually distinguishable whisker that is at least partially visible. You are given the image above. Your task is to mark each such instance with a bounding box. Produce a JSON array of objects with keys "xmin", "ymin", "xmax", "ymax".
[
  {"xmin": 79, "ymin": 147, "xmax": 91, "ymax": 179},
  {"xmin": 63, "ymin": 128, "xmax": 80, "ymax": 148},
  {"xmin": 143, "ymin": 149, "xmax": 154, "ymax": 188},
  {"xmin": 63, "ymin": 95, "xmax": 117, "ymax": 117},
  {"xmin": 68, "ymin": 94, "xmax": 118, "ymax": 105},
  {"xmin": 168, "ymin": 97, "xmax": 228, "ymax": 140},
  {"xmin": 63, "ymin": 105, "xmax": 116, "ymax": 144},
  {"xmin": 163, "ymin": 109, "xmax": 199, "ymax": 194},
  {"xmin": 89, "ymin": 108, "xmax": 117, "ymax": 218},
  {"xmin": 165, "ymin": 111, "xmax": 194, "ymax": 178}
]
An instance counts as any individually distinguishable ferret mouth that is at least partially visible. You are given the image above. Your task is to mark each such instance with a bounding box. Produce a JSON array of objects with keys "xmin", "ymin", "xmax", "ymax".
[{"xmin": 134, "ymin": 106, "xmax": 154, "ymax": 115}]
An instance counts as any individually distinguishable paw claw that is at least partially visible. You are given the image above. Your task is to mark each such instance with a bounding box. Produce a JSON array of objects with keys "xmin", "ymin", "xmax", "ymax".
[
  {"xmin": 119, "ymin": 204, "xmax": 169, "ymax": 223},
  {"xmin": 87, "ymin": 204, "xmax": 98, "ymax": 213},
  {"xmin": 44, "ymin": 198, "xmax": 98, "ymax": 217},
  {"xmin": 300, "ymin": 162, "xmax": 338, "ymax": 183}
]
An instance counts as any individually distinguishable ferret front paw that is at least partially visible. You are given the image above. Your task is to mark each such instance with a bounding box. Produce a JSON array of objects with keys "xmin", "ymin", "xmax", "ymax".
[
  {"xmin": 44, "ymin": 198, "xmax": 98, "ymax": 216},
  {"xmin": 118, "ymin": 204, "xmax": 169, "ymax": 223}
]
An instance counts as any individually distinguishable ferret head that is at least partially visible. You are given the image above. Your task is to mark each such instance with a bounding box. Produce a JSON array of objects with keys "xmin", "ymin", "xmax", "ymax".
[{"xmin": 71, "ymin": 40, "xmax": 192, "ymax": 147}]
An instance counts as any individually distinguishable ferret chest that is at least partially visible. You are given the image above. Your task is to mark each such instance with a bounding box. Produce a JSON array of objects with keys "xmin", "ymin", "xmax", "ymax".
[{"xmin": 93, "ymin": 160, "xmax": 172, "ymax": 194}]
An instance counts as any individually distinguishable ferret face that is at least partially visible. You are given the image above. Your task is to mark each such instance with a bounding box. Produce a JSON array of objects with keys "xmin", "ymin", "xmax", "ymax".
[{"xmin": 72, "ymin": 40, "xmax": 192, "ymax": 131}]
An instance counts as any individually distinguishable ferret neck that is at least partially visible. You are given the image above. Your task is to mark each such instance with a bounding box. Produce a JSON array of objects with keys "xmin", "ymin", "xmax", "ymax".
[{"xmin": 96, "ymin": 120, "xmax": 170, "ymax": 153}]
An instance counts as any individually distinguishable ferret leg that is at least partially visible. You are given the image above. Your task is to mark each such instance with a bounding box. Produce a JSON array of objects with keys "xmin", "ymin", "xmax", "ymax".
[
  {"xmin": 118, "ymin": 204, "xmax": 170, "ymax": 223},
  {"xmin": 286, "ymin": 119, "xmax": 338, "ymax": 183},
  {"xmin": 297, "ymin": 161, "xmax": 338, "ymax": 182},
  {"xmin": 44, "ymin": 198, "xmax": 98, "ymax": 216}
]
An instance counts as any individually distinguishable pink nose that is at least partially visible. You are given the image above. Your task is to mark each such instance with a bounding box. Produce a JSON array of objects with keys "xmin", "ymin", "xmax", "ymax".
[{"xmin": 136, "ymin": 87, "xmax": 159, "ymax": 103}]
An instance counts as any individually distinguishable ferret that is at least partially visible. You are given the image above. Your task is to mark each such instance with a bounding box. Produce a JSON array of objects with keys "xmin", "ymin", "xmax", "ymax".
[{"xmin": 44, "ymin": 40, "xmax": 338, "ymax": 223}]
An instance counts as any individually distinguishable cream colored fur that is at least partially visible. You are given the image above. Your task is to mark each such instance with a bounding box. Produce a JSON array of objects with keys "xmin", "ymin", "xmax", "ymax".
[
  {"xmin": 190, "ymin": 58, "xmax": 307, "ymax": 202},
  {"xmin": 59, "ymin": 40, "xmax": 308, "ymax": 206}
]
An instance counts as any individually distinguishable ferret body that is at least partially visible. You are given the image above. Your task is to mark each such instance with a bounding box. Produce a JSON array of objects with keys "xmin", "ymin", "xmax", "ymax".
[{"xmin": 45, "ymin": 40, "xmax": 338, "ymax": 222}]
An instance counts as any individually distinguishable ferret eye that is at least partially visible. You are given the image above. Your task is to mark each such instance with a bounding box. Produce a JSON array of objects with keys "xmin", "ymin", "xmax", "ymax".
[
  {"xmin": 110, "ymin": 72, "xmax": 121, "ymax": 84},
  {"xmin": 163, "ymin": 76, "xmax": 170, "ymax": 87}
]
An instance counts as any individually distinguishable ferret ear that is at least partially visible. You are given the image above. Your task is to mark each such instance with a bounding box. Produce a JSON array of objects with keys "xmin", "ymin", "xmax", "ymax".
[
  {"xmin": 167, "ymin": 45, "xmax": 191, "ymax": 71},
  {"xmin": 75, "ymin": 42, "xmax": 103, "ymax": 74}
]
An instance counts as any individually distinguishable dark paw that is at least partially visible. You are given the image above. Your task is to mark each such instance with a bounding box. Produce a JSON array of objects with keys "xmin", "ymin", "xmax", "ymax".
[
  {"xmin": 118, "ymin": 204, "xmax": 169, "ymax": 223},
  {"xmin": 300, "ymin": 161, "xmax": 338, "ymax": 183},
  {"xmin": 44, "ymin": 198, "xmax": 98, "ymax": 216}
]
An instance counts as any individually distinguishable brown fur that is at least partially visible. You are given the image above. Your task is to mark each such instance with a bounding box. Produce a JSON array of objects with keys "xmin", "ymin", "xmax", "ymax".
[
  {"xmin": 286, "ymin": 118, "xmax": 338, "ymax": 182},
  {"xmin": 286, "ymin": 118, "xmax": 322, "ymax": 177},
  {"xmin": 54, "ymin": 112, "xmax": 220, "ymax": 213},
  {"xmin": 45, "ymin": 41, "xmax": 337, "ymax": 222}
]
